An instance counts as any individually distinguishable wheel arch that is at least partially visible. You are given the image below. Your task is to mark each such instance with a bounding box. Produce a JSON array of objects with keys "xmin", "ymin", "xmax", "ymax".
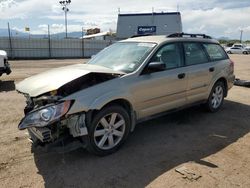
[
  {"xmin": 87, "ymin": 98, "xmax": 137, "ymax": 132},
  {"xmin": 215, "ymin": 77, "xmax": 228, "ymax": 97}
]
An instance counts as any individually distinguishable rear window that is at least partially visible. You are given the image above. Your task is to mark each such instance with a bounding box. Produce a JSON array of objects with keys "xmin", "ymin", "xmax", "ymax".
[
  {"xmin": 203, "ymin": 43, "xmax": 228, "ymax": 61},
  {"xmin": 234, "ymin": 45, "xmax": 243, "ymax": 48},
  {"xmin": 183, "ymin": 43, "xmax": 208, "ymax": 65}
]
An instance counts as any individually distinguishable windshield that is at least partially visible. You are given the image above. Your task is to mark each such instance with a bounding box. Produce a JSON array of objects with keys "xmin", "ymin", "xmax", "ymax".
[{"xmin": 88, "ymin": 42, "xmax": 156, "ymax": 73}]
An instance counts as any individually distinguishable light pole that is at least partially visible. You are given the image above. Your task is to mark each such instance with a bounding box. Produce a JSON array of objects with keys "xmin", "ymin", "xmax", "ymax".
[
  {"xmin": 59, "ymin": 0, "xmax": 71, "ymax": 38},
  {"xmin": 240, "ymin": 30, "xmax": 243, "ymax": 44}
]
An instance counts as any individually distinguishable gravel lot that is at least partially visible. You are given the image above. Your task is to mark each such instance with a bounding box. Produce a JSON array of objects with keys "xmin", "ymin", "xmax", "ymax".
[{"xmin": 0, "ymin": 55, "xmax": 250, "ymax": 188}]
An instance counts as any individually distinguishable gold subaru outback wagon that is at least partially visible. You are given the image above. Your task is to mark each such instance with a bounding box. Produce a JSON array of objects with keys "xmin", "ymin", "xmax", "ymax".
[{"xmin": 16, "ymin": 33, "xmax": 235, "ymax": 156}]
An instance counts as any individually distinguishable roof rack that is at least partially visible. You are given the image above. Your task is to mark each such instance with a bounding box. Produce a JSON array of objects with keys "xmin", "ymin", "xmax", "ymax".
[
  {"xmin": 167, "ymin": 32, "xmax": 212, "ymax": 39},
  {"xmin": 130, "ymin": 34, "xmax": 153, "ymax": 38}
]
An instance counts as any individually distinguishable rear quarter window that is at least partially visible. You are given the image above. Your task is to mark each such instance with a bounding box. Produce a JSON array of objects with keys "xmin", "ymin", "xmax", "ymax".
[{"xmin": 203, "ymin": 43, "xmax": 228, "ymax": 61}]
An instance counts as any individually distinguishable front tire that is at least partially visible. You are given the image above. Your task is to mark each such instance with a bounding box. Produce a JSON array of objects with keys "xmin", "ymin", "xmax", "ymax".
[
  {"xmin": 206, "ymin": 81, "xmax": 225, "ymax": 112},
  {"xmin": 86, "ymin": 105, "xmax": 131, "ymax": 156}
]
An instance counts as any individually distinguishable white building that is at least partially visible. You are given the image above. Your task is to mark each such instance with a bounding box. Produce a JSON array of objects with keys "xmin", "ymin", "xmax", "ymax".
[{"xmin": 116, "ymin": 12, "xmax": 182, "ymax": 39}]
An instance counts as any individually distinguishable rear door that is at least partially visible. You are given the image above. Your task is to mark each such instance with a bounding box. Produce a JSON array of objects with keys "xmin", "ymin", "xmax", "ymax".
[
  {"xmin": 202, "ymin": 42, "xmax": 230, "ymax": 86},
  {"xmin": 183, "ymin": 42, "xmax": 213, "ymax": 104}
]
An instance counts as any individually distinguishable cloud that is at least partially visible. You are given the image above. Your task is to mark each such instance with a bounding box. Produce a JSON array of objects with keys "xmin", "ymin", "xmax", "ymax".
[
  {"xmin": 181, "ymin": 6, "xmax": 250, "ymax": 38},
  {"xmin": 238, "ymin": 26, "xmax": 250, "ymax": 32},
  {"xmin": 186, "ymin": 24, "xmax": 207, "ymax": 33},
  {"xmin": 0, "ymin": 0, "xmax": 57, "ymax": 19},
  {"xmin": 0, "ymin": 0, "xmax": 17, "ymax": 9},
  {"xmin": 30, "ymin": 23, "xmax": 84, "ymax": 34},
  {"xmin": 213, "ymin": 0, "xmax": 250, "ymax": 9},
  {"xmin": 0, "ymin": 0, "xmax": 250, "ymax": 39}
]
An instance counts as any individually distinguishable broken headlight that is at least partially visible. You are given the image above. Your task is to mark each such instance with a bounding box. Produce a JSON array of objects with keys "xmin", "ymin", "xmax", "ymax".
[{"xmin": 18, "ymin": 100, "xmax": 72, "ymax": 130}]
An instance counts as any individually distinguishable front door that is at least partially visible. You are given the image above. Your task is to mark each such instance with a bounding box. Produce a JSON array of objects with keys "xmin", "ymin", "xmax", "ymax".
[{"xmin": 131, "ymin": 43, "xmax": 188, "ymax": 119}]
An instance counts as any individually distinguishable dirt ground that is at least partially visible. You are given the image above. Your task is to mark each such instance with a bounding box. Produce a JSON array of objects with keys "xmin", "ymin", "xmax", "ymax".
[{"xmin": 0, "ymin": 55, "xmax": 249, "ymax": 188}]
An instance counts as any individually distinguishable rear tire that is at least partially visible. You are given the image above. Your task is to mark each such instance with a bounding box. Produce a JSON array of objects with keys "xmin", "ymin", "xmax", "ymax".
[
  {"xmin": 86, "ymin": 105, "xmax": 131, "ymax": 156},
  {"xmin": 227, "ymin": 51, "xmax": 232, "ymax": 54},
  {"xmin": 205, "ymin": 81, "xmax": 225, "ymax": 112}
]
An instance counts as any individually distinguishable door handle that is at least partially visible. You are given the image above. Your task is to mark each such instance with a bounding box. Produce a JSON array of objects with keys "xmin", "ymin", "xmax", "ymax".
[
  {"xmin": 209, "ymin": 67, "xmax": 215, "ymax": 72},
  {"xmin": 178, "ymin": 73, "xmax": 186, "ymax": 79}
]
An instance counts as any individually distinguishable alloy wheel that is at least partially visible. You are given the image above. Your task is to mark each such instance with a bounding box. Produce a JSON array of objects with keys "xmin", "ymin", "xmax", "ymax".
[
  {"xmin": 211, "ymin": 85, "xmax": 223, "ymax": 109},
  {"xmin": 94, "ymin": 113, "xmax": 126, "ymax": 150}
]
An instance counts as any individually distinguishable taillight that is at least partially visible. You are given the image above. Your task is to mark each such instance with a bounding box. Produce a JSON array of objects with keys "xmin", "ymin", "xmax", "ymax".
[{"xmin": 229, "ymin": 59, "xmax": 234, "ymax": 73}]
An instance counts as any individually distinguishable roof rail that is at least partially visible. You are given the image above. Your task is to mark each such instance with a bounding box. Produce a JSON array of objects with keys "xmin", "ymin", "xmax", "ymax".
[
  {"xmin": 130, "ymin": 34, "xmax": 153, "ymax": 38},
  {"xmin": 167, "ymin": 32, "xmax": 212, "ymax": 39}
]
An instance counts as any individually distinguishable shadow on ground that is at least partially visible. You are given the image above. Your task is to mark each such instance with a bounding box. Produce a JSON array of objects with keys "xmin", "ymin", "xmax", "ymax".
[
  {"xmin": 0, "ymin": 80, "xmax": 15, "ymax": 92},
  {"xmin": 33, "ymin": 100, "xmax": 250, "ymax": 188}
]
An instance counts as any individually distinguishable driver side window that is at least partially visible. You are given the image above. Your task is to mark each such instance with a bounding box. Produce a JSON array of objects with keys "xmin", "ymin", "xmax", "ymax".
[{"xmin": 151, "ymin": 43, "xmax": 182, "ymax": 69}]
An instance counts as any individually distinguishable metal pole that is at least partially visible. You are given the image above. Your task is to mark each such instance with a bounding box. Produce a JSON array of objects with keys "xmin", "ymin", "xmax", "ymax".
[
  {"xmin": 59, "ymin": 1, "xmax": 70, "ymax": 38},
  {"xmin": 48, "ymin": 25, "xmax": 51, "ymax": 58},
  {"xmin": 240, "ymin": 30, "xmax": 243, "ymax": 43},
  {"xmin": 152, "ymin": 7, "xmax": 154, "ymax": 24},
  {"xmin": 7, "ymin": 22, "xmax": 13, "ymax": 59},
  {"xmin": 65, "ymin": 9, "xmax": 68, "ymax": 38},
  {"xmin": 82, "ymin": 27, "xmax": 84, "ymax": 58}
]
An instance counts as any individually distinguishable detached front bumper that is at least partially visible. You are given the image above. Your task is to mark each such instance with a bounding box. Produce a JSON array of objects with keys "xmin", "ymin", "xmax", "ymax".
[
  {"xmin": 19, "ymin": 104, "xmax": 89, "ymax": 152},
  {"xmin": 28, "ymin": 127, "xmax": 86, "ymax": 153},
  {"xmin": 23, "ymin": 112, "xmax": 89, "ymax": 143}
]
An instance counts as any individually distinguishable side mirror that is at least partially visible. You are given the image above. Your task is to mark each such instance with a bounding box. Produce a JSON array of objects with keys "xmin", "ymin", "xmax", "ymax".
[{"xmin": 146, "ymin": 62, "xmax": 166, "ymax": 73}]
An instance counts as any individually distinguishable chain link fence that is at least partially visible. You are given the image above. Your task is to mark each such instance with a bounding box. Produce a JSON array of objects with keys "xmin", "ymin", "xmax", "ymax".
[{"xmin": 0, "ymin": 37, "xmax": 114, "ymax": 59}]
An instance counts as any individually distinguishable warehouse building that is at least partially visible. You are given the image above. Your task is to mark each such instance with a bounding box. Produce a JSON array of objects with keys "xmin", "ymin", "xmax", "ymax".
[{"xmin": 116, "ymin": 12, "xmax": 182, "ymax": 39}]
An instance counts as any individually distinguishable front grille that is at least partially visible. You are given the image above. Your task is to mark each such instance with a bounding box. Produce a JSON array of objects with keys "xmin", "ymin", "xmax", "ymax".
[
  {"xmin": 42, "ymin": 129, "xmax": 52, "ymax": 142},
  {"xmin": 29, "ymin": 127, "xmax": 52, "ymax": 142}
]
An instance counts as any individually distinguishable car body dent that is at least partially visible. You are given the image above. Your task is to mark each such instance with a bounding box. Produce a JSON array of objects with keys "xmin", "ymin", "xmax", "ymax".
[{"xmin": 64, "ymin": 76, "xmax": 134, "ymax": 115}]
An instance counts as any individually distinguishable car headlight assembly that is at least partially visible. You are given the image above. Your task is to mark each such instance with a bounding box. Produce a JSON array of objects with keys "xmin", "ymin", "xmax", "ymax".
[{"xmin": 18, "ymin": 100, "xmax": 72, "ymax": 130}]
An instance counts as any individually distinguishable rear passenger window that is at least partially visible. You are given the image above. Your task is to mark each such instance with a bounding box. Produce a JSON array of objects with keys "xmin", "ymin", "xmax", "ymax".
[
  {"xmin": 183, "ymin": 43, "xmax": 208, "ymax": 65},
  {"xmin": 203, "ymin": 43, "xmax": 227, "ymax": 61}
]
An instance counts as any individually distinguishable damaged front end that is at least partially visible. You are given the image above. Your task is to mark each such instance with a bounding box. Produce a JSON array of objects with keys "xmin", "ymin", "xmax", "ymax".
[
  {"xmin": 19, "ymin": 97, "xmax": 89, "ymax": 152},
  {"xmin": 17, "ymin": 69, "xmax": 122, "ymax": 152}
]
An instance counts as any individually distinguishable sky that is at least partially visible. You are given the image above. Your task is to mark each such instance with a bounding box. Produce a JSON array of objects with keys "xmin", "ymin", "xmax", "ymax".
[{"xmin": 0, "ymin": 0, "xmax": 250, "ymax": 39}]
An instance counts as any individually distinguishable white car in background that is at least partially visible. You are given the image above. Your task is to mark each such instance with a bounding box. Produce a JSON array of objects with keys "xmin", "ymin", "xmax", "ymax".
[
  {"xmin": 0, "ymin": 50, "xmax": 11, "ymax": 77},
  {"xmin": 232, "ymin": 44, "xmax": 245, "ymax": 48},
  {"xmin": 226, "ymin": 47, "xmax": 249, "ymax": 55},
  {"xmin": 245, "ymin": 46, "xmax": 250, "ymax": 52}
]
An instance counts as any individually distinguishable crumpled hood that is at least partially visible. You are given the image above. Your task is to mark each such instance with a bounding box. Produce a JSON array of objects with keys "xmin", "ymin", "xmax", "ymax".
[{"xmin": 16, "ymin": 63, "xmax": 123, "ymax": 97}]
